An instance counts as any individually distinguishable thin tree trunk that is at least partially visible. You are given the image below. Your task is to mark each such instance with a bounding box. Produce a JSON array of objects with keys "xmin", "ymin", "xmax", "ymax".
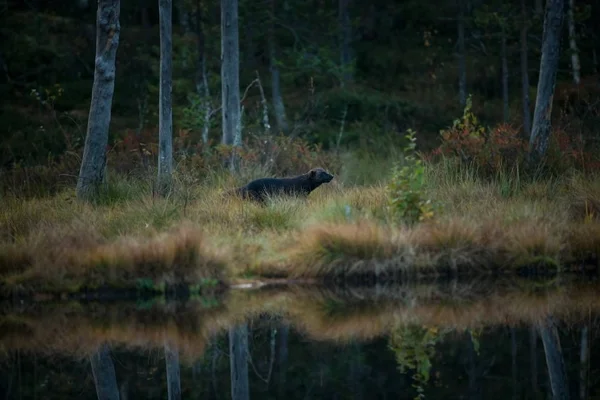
[
  {"xmin": 567, "ymin": 0, "xmax": 580, "ymax": 84},
  {"xmin": 229, "ymin": 324, "xmax": 249, "ymax": 400},
  {"xmin": 165, "ymin": 342, "xmax": 181, "ymax": 400},
  {"xmin": 501, "ymin": 25, "xmax": 509, "ymax": 123},
  {"xmin": 157, "ymin": 0, "xmax": 173, "ymax": 196},
  {"xmin": 579, "ymin": 325, "xmax": 588, "ymax": 400},
  {"xmin": 521, "ymin": 0, "xmax": 532, "ymax": 136},
  {"xmin": 269, "ymin": 0, "xmax": 288, "ymax": 134},
  {"xmin": 195, "ymin": 0, "xmax": 211, "ymax": 146},
  {"xmin": 539, "ymin": 317, "xmax": 570, "ymax": 400},
  {"xmin": 528, "ymin": 0, "xmax": 565, "ymax": 163},
  {"xmin": 76, "ymin": 0, "xmax": 120, "ymax": 201},
  {"xmin": 339, "ymin": 0, "xmax": 352, "ymax": 86},
  {"xmin": 90, "ymin": 343, "xmax": 120, "ymax": 400},
  {"xmin": 457, "ymin": 0, "xmax": 467, "ymax": 106},
  {"xmin": 221, "ymin": 0, "xmax": 241, "ymax": 168}
]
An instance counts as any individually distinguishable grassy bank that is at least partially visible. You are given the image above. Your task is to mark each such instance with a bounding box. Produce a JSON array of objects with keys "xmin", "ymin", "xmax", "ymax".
[
  {"xmin": 1, "ymin": 158, "xmax": 600, "ymax": 294},
  {"xmin": 1, "ymin": 278, "xmax": 599, "ymax": 360}
]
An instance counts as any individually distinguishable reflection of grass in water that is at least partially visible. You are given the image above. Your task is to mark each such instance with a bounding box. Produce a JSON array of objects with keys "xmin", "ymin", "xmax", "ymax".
[{"xmin": 1, "ymin": 279, "xmax": 599, "ymax": 363}]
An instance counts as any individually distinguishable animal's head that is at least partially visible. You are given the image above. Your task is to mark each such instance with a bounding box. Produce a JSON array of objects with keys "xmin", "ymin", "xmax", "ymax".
[{"xmin": 309, "ymin": 168, "xmax": 334, "ymax": 183}]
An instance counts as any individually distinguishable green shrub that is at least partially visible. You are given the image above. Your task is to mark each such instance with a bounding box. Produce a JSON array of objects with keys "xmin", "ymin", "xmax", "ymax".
[{"xmin": 387, "ymin": 129, "xmax": 434, "ymax": 224}]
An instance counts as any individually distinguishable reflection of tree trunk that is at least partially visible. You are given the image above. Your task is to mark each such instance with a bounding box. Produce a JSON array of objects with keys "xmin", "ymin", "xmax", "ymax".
[
  {"xmin": 536, "ymin": 0, "xmax": 544, "ymax": 16},
  {"xmin": 276, "ymin": 324, "xmax": 289, "ymax": 398},
  {"xmin": 268, "ymin": 0, "xmax": 288, "ymax": 134},
  {"xmin": 579, "ymin": 325, "xmax": 588, "ymax": 400},
  {"xmin": 539, "ymin": 317, "xmax": 570, "ymax": 400},
  {"xmin": 90, "ymin": 343, "xmax": 120, "ymax": 400},
  {"xmin": 465, "ymin": 331, "xmax": 482, "ymax": 400},
  {"xmin": 520, "ymin": 0, "xmax": 532, "ymax": 136},
  {"xmin": 567, "ymin": 0, "xmax": 581, "ymax": 84},
  {"xmin": 501, "ymin": 26, "xmax": 509, "ymax": 123},
  {"xmin": 348, "ymin": 342, "xmax": 364, "ymax": 400},
  {"xmin": 457, "ymin": 0, "xmax": 467, "ymax": 106},
  {"xmin": 229, "ymin": 324, "xmax": 249, "ymax": 400},
  {"xmin": 530, "ymin": 327, "xmax": 539, "ymax": 397},
  {"xmin": 165, "ymin": 342, "xmax": 181, "ymax": 400},
  {"xmin": 511, "ymin": 328, "xmax": 518, "ymax": 400}
]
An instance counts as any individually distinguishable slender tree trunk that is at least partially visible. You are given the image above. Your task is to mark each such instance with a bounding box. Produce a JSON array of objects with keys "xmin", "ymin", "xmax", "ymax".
[
  {"xmin": 567, "ymin": 0, "xmax": 580, "ymax": 84},
  {"xmin": 157, "ymin": 0, "xmax": 173, "ymax": 196},
  {"xmin": 457, "ymin": 0, "xmax": 467, "ymax": 106},
  {"xmin": 76, "ymin": 0, "xmax": 120, "ymax": 201},
  {"xmin": 579, "ymin": 325, "xmax": 588, "ymax": 400},
  {"xmin": 521, "ymin": 0, "xmax": 532, "ymax": 136},
  {"xmin": 90, "ymin": 343, "xmax": 120, "ymax": 400},
  {"xmin": 339, "ymin": 0, "xmax": 352, "ymax": 86},
  {"xmin": 165, "ymin": 342, "xmax": 181, "ymax": 400},
  {"xmin": 528, "ymin": 0, "xmax": 565, "ymax": 163},
  {"xmin": 229, "ymin": 324, "xmax": 249, "ymax": 400},
  {"xmin": 501, "ymin": 25, "xmax": 509, "ymax": 122},
  {"xmin": 195, "ymin": 0, "xmax": 211, "ymax": 145},
  {"xmin": 221, "ymin": 0, "xmax": 241, "ymax": 168},
  {"xmin": 269, "ymin": 0, "xmax": 288, "ymax": 134},
  {"xmin": 539, "ymin": 317, "xmax": 570, "ymax": 400}
]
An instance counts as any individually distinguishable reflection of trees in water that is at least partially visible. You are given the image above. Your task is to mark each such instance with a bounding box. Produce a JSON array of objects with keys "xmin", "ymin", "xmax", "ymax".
[
  {"xmin": 90, "ymin": 343, "xmax": 120, "ymax": 400},
  {"xmin": 2, "ymin": 281, "xmax": 600, "ymax": 399}
]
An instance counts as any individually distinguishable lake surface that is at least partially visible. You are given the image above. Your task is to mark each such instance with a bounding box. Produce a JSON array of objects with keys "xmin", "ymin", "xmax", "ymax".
[{"xmin": 1, "ymin": 278, "xmax": 599, "ymax": 399}]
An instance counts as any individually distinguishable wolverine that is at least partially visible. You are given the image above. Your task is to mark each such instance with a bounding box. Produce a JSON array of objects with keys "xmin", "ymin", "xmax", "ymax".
[{"xmin": 226, "ymin": 167, "xmax": 334, "ymax": 203}]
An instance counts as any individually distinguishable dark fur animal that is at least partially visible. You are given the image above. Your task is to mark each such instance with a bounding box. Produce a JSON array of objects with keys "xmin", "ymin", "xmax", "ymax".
[{"xmin": 227, "ymin": 167, "xmax": 334, "ymax": 203}]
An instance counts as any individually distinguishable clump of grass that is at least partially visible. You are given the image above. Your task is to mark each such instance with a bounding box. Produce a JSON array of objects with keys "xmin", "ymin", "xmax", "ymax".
[{"xmin": 2, "ymin": 224, "xmax": 228, "ymax": 293}]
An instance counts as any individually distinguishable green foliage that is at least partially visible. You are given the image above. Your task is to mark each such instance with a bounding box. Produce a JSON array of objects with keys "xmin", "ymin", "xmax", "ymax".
[
  {"xmin": 389, "ymin": 325, "xmax": 446, "ymax": 400},
  {"xmin": 387, "ymin": 129, "xmax": 434, "ymax": 224}
]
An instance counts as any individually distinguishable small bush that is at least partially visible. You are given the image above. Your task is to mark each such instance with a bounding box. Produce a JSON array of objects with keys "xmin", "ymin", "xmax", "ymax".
[{"xmin": 387, "ymin": 129, "xmax": 435, "ymax": 224}]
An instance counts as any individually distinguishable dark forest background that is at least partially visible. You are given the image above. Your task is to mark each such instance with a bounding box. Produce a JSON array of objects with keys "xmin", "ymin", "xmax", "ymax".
[{"xmin": 0, "ymin": 0, "xmax": 599, "ymax": 189}]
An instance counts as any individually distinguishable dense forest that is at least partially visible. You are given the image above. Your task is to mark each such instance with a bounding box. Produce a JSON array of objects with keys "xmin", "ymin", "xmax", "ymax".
[{"xmin": 1, "ymin": 0, "xmax": 599, "ymax": 197}]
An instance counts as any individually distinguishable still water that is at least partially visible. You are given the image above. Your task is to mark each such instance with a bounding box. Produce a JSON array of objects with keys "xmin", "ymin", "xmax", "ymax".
[{"xmin": 1, "ymin": 279, "xmax": 599, "ymax": 400}]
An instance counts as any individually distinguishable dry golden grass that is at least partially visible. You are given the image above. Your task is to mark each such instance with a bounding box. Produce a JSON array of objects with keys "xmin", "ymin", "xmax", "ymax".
[{"xmin": 1, "ymin": 224, "xmax": 228, "ymax": 292}]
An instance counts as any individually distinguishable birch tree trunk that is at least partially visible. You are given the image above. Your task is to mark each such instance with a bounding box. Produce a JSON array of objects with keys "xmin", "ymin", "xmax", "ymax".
[
  {"xmin": 567, "ymin": 0, "xmax": 581, "ymax": 84},
  {"xmin": 229, "ymin": 324, "xmax": 249, "ymax": 400},
  {"xmin": 76, "ymin": 0, "xmax": 120, "ymax": 201},
  {"xmin": 539, "ymin": 317, "xmax": 570, "ymax": 400},
  {"xmin": 501, "ymin": 25, "xmax": 509, "ymax": 123},
  {"xmin": 269, "ymin": 0, "xmax": 288, "ymax": 134},
  {"xmin": 457, "ymin": 0, "xmax": 467, "ymax": 106},
  {"xmin": 528, "ymin": 0, "xmax": 565, "ymax": 163},
  {"xmin": 157, "ymin": 0, "xmax": 173, "ymax": 196},
  {"xmin": 90, "ymin": 343, "xmax": 120, "ymax": 400},
  {"xmin": 521, "ymin": 0, "xmax": 532, "ymax": 136},
  {"xmin": 221, "ymin": 0, "xmax": 241, "ymax": 153},
  {"xmin": 165, "ymin": 342, "xmax": 181, "ymax": 400}
]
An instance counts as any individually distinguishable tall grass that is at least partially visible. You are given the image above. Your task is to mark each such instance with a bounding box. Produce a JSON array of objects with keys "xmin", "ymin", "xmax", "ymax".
[{"xmin": 1, "ymin": 151, "xmax": 599, "ymax": 291}]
